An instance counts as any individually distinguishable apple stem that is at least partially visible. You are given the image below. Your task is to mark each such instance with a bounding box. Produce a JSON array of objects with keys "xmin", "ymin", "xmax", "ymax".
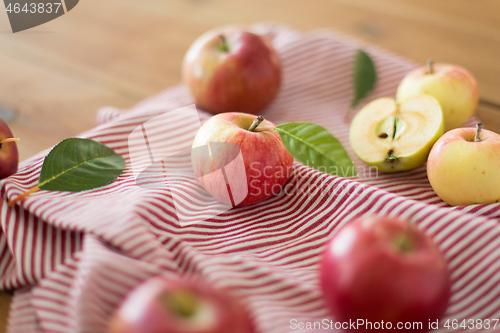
[
  {"xmin": 248, "ymin": 115, "xmax": 264, "ymax": 132},
  {"xmin": 427, "ymin": 59, "xmax": 434, "ymax": 74},
  {"xmin": 474, "ymin": 123, "xmax": 483, "ymax": 142},
  {"xmin": 8, "ymin": 185, "xmax": 39, "ymax": 207},
  {"xmin": 394, "ymin": 221, "xmax": 414, "ymax": 253},
  {"xmin": 218, "ymin": 34, "xmax": 230, "ymax": 52},
  {"xmin": 162, "ymin": 290, "xmax": 198, "ymax": 318},
  {"xmin": 0, "ymin": 138, "xmax": 20, "ymax": 144}
]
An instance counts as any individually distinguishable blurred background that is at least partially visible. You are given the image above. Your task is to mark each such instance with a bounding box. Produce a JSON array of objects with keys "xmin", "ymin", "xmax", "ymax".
[
  {"xmin": 0, "ymin": 0, "xmax": 499, "ymax": 330},
  {"xmin": 1, "ymin": 0, "xmax": 500, "ymax": 163}
]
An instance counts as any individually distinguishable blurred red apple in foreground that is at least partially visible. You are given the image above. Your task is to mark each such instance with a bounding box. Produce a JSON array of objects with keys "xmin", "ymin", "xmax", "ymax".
[
  {"xmin": 191, "ymin": 113, "xmax": 293, "ymax": 207},
  {"xmin": 183, "ymin": 27, "xmax": 281, "ymax": 114},
  {"xmin": 108, "ymin": 277, "xmax": 255, "ymax": 333},
  {"xmin": 0, "ymin": 117, "xmax": 19, "ymax": 179},
  {"xmin": 320, "ymin": 216, "xmax": 451, "ymax": 332}
]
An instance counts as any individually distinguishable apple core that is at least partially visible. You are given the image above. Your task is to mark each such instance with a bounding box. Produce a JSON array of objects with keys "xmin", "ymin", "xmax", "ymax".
[{"xmin": 349, "ymin": 95, "xmax": 444, "ymax": 172}]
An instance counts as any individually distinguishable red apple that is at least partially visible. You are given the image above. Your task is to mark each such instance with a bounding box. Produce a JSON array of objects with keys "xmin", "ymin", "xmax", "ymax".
[
  {"xmin": 182, "ymin": 27, "xmax": 281, "ymax": 114},
  {"xmin": 0, "ymin": 117, "xmax": 19, "ymax": 179},
  {"xmin": 427, "ymin": 124, "xmax": 500, "ymax": 206},
  {"xmin": 191, "ymin": 113, "xmax": 293, "ymax": 207},
  {"xmin": 107, "ymin": 277, "xmax": 255, "ymax": 333},
  {"xmin": 320, "ymin": 216, "xmax": 451, "ymax": 332}
]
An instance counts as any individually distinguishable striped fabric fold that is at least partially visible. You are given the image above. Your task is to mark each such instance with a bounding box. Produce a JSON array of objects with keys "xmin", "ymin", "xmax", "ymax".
[{"xmin": 1, "ymin": 23, "xmax": 499, "ymax": 333}]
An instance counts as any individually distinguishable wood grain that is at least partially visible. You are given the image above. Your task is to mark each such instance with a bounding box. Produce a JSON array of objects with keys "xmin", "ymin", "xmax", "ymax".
[{"xmin": 0, "ymin": 0, "xmax": 499, "ymax": 331}]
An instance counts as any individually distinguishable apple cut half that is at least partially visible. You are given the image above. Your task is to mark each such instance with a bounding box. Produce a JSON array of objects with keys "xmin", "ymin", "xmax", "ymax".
[{"xmin": 349, "ymin": 95, "xmax": 444, "ymax": 172}]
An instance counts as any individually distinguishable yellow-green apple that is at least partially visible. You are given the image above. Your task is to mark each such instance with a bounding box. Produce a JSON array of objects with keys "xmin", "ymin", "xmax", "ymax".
[
  {"xmin": 0, "ymin": 117, "xmax": 20, "ymax": 179},
  {"xmin": 427, "ymin": 123, "xmax": 500, "ymax": 206},
  {"xmin": 107, "ymin": 277, "xmax": 255, "ymax": 333},
  {"xmin": 349, "ymin": 95, "xmax": 443, "ymax": 172},
  {"xmin": 396, "ymin": 60, "xmax": 479, "ymax": 132},
  {"xmin": 191, "ymin": 113, "xmax": 293, "ymax": 207},
  {"xmin": 182, "ymin": 27, "xmax": 281, "ymax": 114},
  {"xmin": 320, "ymin": 215, "xmax": 451, "ymax": 332}
]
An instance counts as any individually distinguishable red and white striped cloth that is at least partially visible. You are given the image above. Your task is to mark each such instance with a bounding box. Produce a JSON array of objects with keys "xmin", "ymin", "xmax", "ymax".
[{"xmin": 1, "ymin": 23, "xmax": 499, "ymax": 333}]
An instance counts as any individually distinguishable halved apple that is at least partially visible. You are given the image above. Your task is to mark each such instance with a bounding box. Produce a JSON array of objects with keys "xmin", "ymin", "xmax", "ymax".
[{"xmin": 349, "ymin": 95, "xmax": 444, "ymax": 172}]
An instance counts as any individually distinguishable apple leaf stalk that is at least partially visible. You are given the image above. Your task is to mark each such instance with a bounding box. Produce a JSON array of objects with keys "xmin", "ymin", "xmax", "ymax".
[
  {"xmin": 8, "ymin": 185, "xmax": 39, "ymax": 206},
  {"xmin": 0, "ymin": 138, "xmax": 20, "ymax": 146},
  {"xmin": 474, "ymin": 123, "xmax": 483, "ymax": 142}
]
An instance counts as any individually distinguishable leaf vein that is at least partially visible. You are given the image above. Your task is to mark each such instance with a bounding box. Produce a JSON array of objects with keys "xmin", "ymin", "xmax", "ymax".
[{"xmin": 39, "ymin": 155, "xmax": 116, "ymax": 188}]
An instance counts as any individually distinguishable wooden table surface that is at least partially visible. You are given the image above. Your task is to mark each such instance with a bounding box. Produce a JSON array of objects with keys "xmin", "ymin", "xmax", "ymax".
[{"xmin": 0, "ymin": 0, "xmax": 499, "ymax": 331}]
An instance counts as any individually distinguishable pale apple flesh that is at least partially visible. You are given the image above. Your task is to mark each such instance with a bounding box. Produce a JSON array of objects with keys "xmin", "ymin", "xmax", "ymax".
[
  {"xmin": 427, "ymin": 126, "xmax": 500, "ymax": 206},
  {"xmin": 396, "ymin": 63, "xmax": 479, "ymax": 132},
  {"xmin": 349, "ymin": 95, "xmax": 444, "ymax": 172}
]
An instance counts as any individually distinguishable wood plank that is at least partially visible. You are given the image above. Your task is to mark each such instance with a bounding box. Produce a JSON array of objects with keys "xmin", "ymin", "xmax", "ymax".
[
  {"xmin": 0, "ymin": 50, "xmax": 139, "ymax": 161},
  {"xmin": 478, "ymin": 101, "xmax": 500, "ymax": 134},
  {"xmin": 0, "ymin": 292, "xmax": 10, "ymax": 333},
  {"xmin": 3, "ymin": 0, "xmax": 500, "ymax": 104}
]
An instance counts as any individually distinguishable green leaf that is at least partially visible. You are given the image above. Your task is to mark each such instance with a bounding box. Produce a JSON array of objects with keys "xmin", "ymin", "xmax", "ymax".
[
  {"xmin": 351, "ymin": 50, "xmax": 377, "ymax": 107},
  {"xmin": 38, "ymin": 138, "xmax": 125, "ymax": 192},
  {"xmin": 274, "ymin": 122, "xmax": 356, "ymax": 177}
]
